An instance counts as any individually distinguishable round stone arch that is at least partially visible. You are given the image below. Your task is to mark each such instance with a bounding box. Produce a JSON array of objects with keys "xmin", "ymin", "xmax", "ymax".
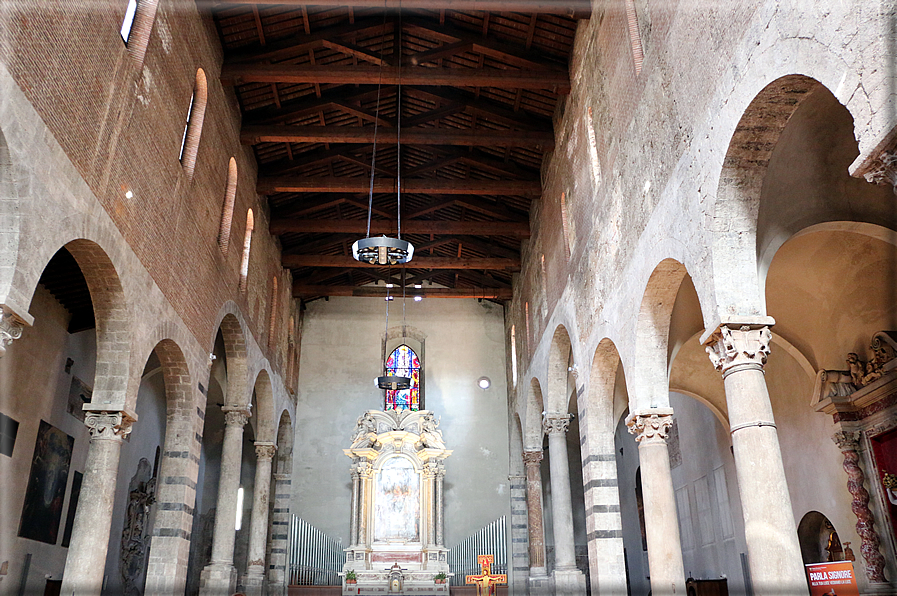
[
  {"xmin": 209, "ymin": 302, "xmax": 250, "ymax": 408},
  {"xmin": 0, "ymin": 127, "xmax": 20, "ymax": 304},
  {"xmin": 29, "ymin": 238, "xmax": 132, "ymax": 406},
  {"xmin": 630, "ymin": 258, "xmax": 691, "ymax": 411},
  {"xmin": 710, "ymin": 74, "xmax": 861, "ymax": 318},
  {"xmin": 523, "ymin": 377, "xmax": 545, "ymax": 451},
  {"xmin": 545, "ymin": 324, "xmax": 575, "ymax": 414},
  {"xmin": 250, "ymin": 367, "xmax": 277, "ymax": 444}
]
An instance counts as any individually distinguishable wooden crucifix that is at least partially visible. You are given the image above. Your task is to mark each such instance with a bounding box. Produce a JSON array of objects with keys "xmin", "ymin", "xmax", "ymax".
[{"xmin": 465, "ymin": 555, "xmax": 506, "ymax": 596}]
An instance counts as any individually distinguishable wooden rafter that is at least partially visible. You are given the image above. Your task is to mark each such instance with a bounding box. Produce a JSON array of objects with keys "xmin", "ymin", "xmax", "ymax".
[
  {"xmin": 270, "ymin": 219, "xmax": 530, "ymax": 237},
  {"xmin": 292, "ymin": 284, "xmax": 514, "ymax": 299},
  {"xmin": 243, "ymin": 126, "xmax": 553, "ymax": 147},
  {"xmin": 258, "ymin": 177, "xmax": 542, "ymax": 196},
  {"xmin": 283, "ymin": 255, "xmax": 520, "ymax": 270}
]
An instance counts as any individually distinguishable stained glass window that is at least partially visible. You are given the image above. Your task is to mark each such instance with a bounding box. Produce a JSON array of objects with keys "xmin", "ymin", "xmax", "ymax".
[{"xmin": 384, "ymin": 345, "xmax": 420, "ymax": 411}]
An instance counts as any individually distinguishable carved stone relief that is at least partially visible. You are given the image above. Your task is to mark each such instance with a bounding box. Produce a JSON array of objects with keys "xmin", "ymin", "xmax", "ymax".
[{"xmin": 120, "ymin": 457, "xmax": 157, "ymax": 596}]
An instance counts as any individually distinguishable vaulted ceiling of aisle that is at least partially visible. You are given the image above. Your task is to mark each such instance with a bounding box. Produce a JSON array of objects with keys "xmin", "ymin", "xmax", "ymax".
[{"xmin": 211, "ymin": 1, "xmax": 586, "ymax": 301}]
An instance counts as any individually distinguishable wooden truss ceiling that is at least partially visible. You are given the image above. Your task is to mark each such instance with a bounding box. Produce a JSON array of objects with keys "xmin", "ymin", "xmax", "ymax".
[{"xmin": 212, "ymin": 2, "xmax": 584, "ymax": 300}]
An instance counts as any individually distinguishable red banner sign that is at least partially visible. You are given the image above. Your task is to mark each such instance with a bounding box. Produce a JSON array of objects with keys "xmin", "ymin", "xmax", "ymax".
[{"xmin": 805, "ymin": 561, "xmax": 859, "ymax": 596}]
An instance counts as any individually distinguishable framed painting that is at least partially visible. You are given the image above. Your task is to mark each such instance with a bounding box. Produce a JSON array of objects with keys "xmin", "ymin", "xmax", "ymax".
[{"xmin": 18, "ymin": 420, "xmax": 75, "ymax": 544}]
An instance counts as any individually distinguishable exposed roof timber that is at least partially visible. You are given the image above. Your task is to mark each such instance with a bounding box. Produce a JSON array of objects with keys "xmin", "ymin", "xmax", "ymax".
[
  {"xmin": 259, "ymin": 177, "xmax": 541, "ymax": 196},
  {"xmin": 227, "ymin": 18, "xmax": 396, "ymax": 64},
  {"xmin": 282, "ymin": 232, "xmax": 359, "ymax": 252},
  {"xmin": 404, "ymin": 86, "xmax": 552, "ymax": 129},
  {"xmin": 404, "ymin": 145, "xmax": 539, "ymax": 178},
  {"xmin": 403, "ymin": 18, "xmax": 565, "ymax": 71},
  {"xmin": 212, "ymin": 1, "xmax": 590, "ymax": 18},
  {"xmin": 283, "ymin": 255, "xmax": 520, "ymax": 269},
  {"xmin": 245, "ymin": 89, "xmax": 382, "ymax": 126},
  {"xmin": 261, "ymin": 145, "xmax": 381, "ymax": 177},
  {"xmin": 243, "ymin": 126, "xmax": 554, "ymax": 147},
  {"xmin": 271, "ymin": 219, "xmax": 530, "ymax": 237},
  {"xmin": 292, "ymin": 284, "xmax": 514, "ymax": 299},
  {"xmin": 404, "ymin": 195, "xmax": 526, "ymax": 220},
  {"xmin": 221, "ymin": 65, "xmax": 570, "ymax": 92}
]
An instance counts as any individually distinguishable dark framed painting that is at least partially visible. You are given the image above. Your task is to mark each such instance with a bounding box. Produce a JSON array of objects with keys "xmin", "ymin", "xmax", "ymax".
[{"xmin": 18, "ymin": 420, "xmax": 74, "ymax": 544}]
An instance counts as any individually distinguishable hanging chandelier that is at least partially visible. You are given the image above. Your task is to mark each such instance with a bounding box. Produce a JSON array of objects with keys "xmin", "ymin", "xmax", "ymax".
[
  {"xmin": 376, "ymin": 280, "xmax": 412, "ymax": 391},
  {"xmin": 352, "ymin": 27, "xmax": 414, "ymax": 267}
]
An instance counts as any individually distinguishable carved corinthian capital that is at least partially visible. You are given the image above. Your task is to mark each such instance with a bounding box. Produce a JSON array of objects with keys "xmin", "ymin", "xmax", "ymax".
[
  {"xmin": 222, "ymin": 406, "xmax": 251, "ymax": 428},
  {"xmin": 705, "ymin": 325, "xmax": 772, "ymax": 375},
  {"xmin": 833, "ymin": 430, "xmax": 861, "ymax": 452},
  {"xmin": 626, "ymin": 408, "xmax": 674, "ymax": 445},
  {"xmin": 0, "ymin": 306, "xmax": 27, "ymax": 357},
  {"xmin": 522, "ymin": 450, "xmax": 543, "ymax": 468},
  {"xmin": 84, "ymin": 411, "xmax": 135, "ymax": 441},
  {"xmin": 542, "ymin": 412, "xmax": 572, "ymax": 436},
  {"xmin": 863, "ymin": 151, "xmax": 897, "ymax": 189},
  {"xmin": 255, "ymin": 442, "xmax": 277, "ymax": 460}
]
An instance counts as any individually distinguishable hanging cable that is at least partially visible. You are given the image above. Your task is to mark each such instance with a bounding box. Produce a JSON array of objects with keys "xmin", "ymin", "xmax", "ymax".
[
  {"xmin": 396, "ymin": 7, "xmax": 403, "ymax": 240},
  {"xmin": 366, "ymin": 5, "xmax": 390, "ymax": 239}
]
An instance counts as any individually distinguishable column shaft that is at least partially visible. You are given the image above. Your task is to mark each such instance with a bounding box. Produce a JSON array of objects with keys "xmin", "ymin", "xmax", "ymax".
[
  {"xmin": 61, "ymin": 411, "xmax": 134, "ymax": 596},
  {"xmin": 523, "ymin": 451, "xmax": 547, "ymax": 574},
  {"xmin": 245, "ymin": 442, "xmax": 276, "ymax": 587},
  {"xmin": 426, "ymin": 464, "xmax": 437, "ymax": 548},
  {"xmin": 435, "ymin": 464, "xmax": 445, "ymax": 546},
  {"xmin": 267, "ymin": 473, "xmax": 292, "ymax": 595},
  {"xmin": 350, "ymin": 466, "xmax": 360, "ymax": 547},
  {"xmin": 543, "ymin": 414, "xmax": 577, "ymax": 570},
  {"xmin": 706, "ymin": 325, "xmax": 807, "ymax": 595},
  {"xmin": 627, "ymin": 409, "xmax": 685, "ymax": 596}
]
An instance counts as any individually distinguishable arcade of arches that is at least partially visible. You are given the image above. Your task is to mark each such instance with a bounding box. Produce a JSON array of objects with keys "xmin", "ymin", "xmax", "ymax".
[{"xmin": 0, "ymin": 1, "xmax": 896, "ymax": 596}]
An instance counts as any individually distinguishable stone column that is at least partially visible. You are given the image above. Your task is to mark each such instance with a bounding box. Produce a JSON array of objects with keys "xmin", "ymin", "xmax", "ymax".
[
  {"xmin": 349, "ymin": 463, "xmax": 361, "ymax": 547},
  {"xmin": 357, "ymin": 460, "xmax": 373, "ymax": 546},
  {"xmin": 425, "ymin": 461, "xmax": 437, "ymax": 548},
  {"xmin": 864, "ymin": 150, "xmax": 897, "ymax": 193},
  {"xmin": 242, "ymin": 441, "xmax": 277, "ymax": 596},
  {"xmin": 543, "ymin": 413, "xmax": 586, "ymax": 595},
  {"xmin": 522, "ymin": 450, "xmax": 547, "ymax": 576},
  {"xmin": 61, "ymin": 410, "xmax": 135, "ymax": 596},
  {"xmin": 832, "ymin": 431, "xmax": 887, "ymax": 582},
  {"xmin": 267, "ymin": 472, "xmax": 292, "ymax": 596},
  {"xmin": 704, "ymin": 323, "xmax": 807, "ymax": 595},
  {"xmin": 200, "ymin": 406, "xmax": 250, "ymax": 596},
  {"xmin": 626, "ymin": 409, "xmax": 685, "ymax": 596},
  {"xmin": 0, "ymin": 303, "xmax": 31, "ymax": 357},
  {"xmin": 435, "ymin": 461, "xmax": 445, "ymax": 546}
]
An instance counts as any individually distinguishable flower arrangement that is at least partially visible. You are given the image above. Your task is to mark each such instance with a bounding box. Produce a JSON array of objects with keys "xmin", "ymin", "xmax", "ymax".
[
  {"xmin": 345, "ymin": 570, "xmax": 357, "ymax": 584},
  {"xmin": 434, "ymin": 572, "xmax": 448, "ymax": 584}
]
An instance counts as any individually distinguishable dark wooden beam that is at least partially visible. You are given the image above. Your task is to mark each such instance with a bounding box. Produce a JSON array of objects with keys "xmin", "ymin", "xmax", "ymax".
[
  {"xmin": 271, "ymin": 219, "xmax": 530, "ymax": 237},
  {"xmin": 219, "ymin": 1, "xmax": 589, "ymax": 18},
  {"xmin": 404, "ymin": 86, "xmax": 552, "ymax": 130},
  {"xmin": 283, "ymin": 255, "xmax": 519, "ymax": 270},
  {"xmin": 259, "ymin": 177, "xmax": 542, "ymax": 196},
  {"xmin": 404, "ymin": 195, "xmax": 526, "ymax": 220},
  {"xmin": 222, "ymin": 65, "xmax": 570, "ymax": 92},
  {"xmin": 292, "ymin": 284, "xmax": 514, "ymax": 299},
  {"xmin": 243, "ymin": 126, "xmax": 553, "ymax": 147}
]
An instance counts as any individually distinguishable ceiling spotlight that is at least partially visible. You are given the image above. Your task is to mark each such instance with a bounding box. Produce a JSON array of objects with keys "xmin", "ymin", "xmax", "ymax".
[
  {"xmin": 414, "ymin": 284, "xmax": 422, "ymax": 289},
  {"xmin": 377, "ymin": 374, "xmax": 412, "ymax": 391},
  {"xmin": 124, "ymin": 190, "xmax": 134, "ymax": 199},
  {"xmin": 413, "ymin": 295, "xmax": 423, "ymax": 302},
  {"xmin": 477, "ymin": 376, "xmax": 491, "ymax": 390},
  {"xmin": 385, "ymin": 296, "xmax": 394, "ymax": 301}
]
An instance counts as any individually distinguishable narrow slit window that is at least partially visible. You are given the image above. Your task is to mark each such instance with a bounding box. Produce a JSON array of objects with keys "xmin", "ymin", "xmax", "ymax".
[
  {"xmin": 525, "ymin": 302, "xmax": 531, "ymax": 353},
  {"xmin": 268, "ymin": 277, "xmax": 279, "ymax": 350},
  {"xmin": 239, "ymin": 209, "xmax": 254, "ymax": 292},
  {"xmin": 560, "ymin": 192, "xmax": 572, "ymax": 259},
  {"xmin": 625, "ymin": 0, "xmax": 644, "ymax": 76},
  {"xmin": 120, "ymin": 0, "xmax": 138, "ymax": 43},
  {"xmin": 586, "ymin": 107, "xmax": 602, "ymax": 185},
  {"xmin": 218, "ymin": 158, "xmax": 238, "ymax": 254},
  {"xmin": 510, "ymin": 325, "xmax": 518, "ymax": 387},
  {"xmin": 179, "ymin": 93, "xmax": 195, "ymax": 162},
  {"xmin": 179, "ymin": 69, "xmax": 208, "ymax": 177}
]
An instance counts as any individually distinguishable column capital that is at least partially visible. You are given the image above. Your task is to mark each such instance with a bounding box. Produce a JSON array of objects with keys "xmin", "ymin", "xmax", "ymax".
[
  {"xmin": 0, "ymin": 303, "xmax": 32, "ymax": 357},
  {"xmin": 863, "ymin": 150, "xmax": 897, "ymax": 188},
  {"xmin": 704, "ymin": 323, "xmax": 773, "ymax": 375},
  {"xmin": 542, "ymin": 412, "xmax": 572, "ymax": 436},
  {"xmin": 625, "ymin": 408, "xmax": 674, "ymax": 445},
  {"xmin": 255, "ymin": 441, "xmax": 277, "ymax": 460},
  {"xmin": 84, "ymin": 410, "xmax": 136, "ymax": 441},
  {"xmin": 356, "ymin": 460, "xmax": 374, "ymax": 478},
  {"xmin": 423, "ymin": 460, "xmax": 439, "ymax": 477},
  {"xmin": 833, "ymin": 430, "xmax": 861, "ymax": 452},
  {"xmin": 522, "ymin": 450, "xmax": 543, "ymax": 467},
  {"xmin": 222, "ymin": 405, "xmax": 251, "ymax": 427}
]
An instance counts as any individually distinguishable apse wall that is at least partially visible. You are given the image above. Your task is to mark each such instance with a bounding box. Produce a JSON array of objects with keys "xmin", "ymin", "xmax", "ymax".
[{"xmin": 291, "ymin": 296, "xmax": 511, "ymax": 548}]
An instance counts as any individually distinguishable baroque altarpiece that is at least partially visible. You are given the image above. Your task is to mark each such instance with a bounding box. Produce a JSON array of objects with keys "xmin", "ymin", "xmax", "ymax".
[{"xmin": 343, "ymin": 409, "xmax": 452, "ymax": 595}]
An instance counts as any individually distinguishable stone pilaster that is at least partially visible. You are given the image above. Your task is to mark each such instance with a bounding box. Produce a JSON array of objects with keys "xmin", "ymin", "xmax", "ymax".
[
  {"xmin": 626, "ymin": 408, "xmax": 685, "ymax": 596},
  {"xmin": 357, "ymin": 460, "xmax": 373, "ymax": 546},
  {"xmin": 267, "ymin": 472, "xmax": 292, "ymax": 595},
  {"xmin": 507, "ymin": 472, "xmax": 530, "ymax": 594},
  {"xmin": 832, "ymin": 431, "xmax": 887, "ymax": 583},
  {"xmin": 61, "ymin": 410, "xmax": 135, "ymax": 596},
  {"xmin": 242, "ymin": 442, "xmax": 277, "ymax": 596},
  {"xmin": 424, "ymin": 461, "xmax": 438, "ymax": 548},
  {"xmin": 200, "ymin": 406, "xmax": 250, "ymax": 596},
  {"xmin": 863, "ymin": 150, "xmax": 897, "ymax": 192},
  {"xmin": 543, "ymin": 413, "xmax": 586, "ymax": 596},
  {"xmin": 704, "ymin": 323, "xmax": 808, "ymax": 595},
  {"xmin": 435, "ymin": 462, "xmax": 445, "ymax": 547},
  {"xmin": 0, "ymin": 303, "xmax": 31, "ymax": 357},
  {"xmin": 349, "ymin": 463, "xmax": 361, "ymax": 547}
]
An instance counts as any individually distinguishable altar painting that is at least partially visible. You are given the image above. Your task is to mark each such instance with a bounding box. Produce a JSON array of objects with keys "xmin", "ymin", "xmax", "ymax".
[{"xmin": 374, "ymin": 457, "xmax": 420, "ymax": 542}]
